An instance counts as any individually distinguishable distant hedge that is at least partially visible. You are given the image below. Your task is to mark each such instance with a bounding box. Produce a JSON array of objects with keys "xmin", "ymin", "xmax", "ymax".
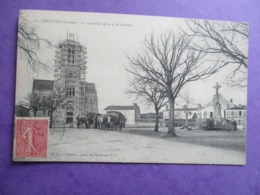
[{"xmin": 196, "ymin": 118, "xmax": 237, "ymax": 131}]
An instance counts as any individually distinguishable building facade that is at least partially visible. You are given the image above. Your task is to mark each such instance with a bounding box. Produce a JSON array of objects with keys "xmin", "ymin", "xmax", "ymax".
[
  {"xmin": 104, "ymin": 104, "xmax": 140, "ymax": 125},
  {"xmin": 161, "ymin": 83, "xmax": 246, "ymax": 130},
  {"xmin": 28, "ymin": 35, "xmax": 98, "ymax": 124},
  {"xmin": 163, "ymin": 106, "xmax": 201, "ymax": 120},
  {"xmin": 31, "ymin": 79, "xmax": 98, "ymax": 123},
  {"xmin": 225, "ymin": 106, "xmax": 246, "ymax": 130},
  {"xmin": 53, "ymin": 36, "xmax": 98, "ymax": 123},
  {"xmin": 31, "ymin": 79, "xmax": 54, "ymax": 117},
  {"xmin": 200, "ymin": 95, "xmax": 235, "ymax": 120},
  {"xmin": 54, "ymin": 37, "xmax": 87, "ymax": 123}
]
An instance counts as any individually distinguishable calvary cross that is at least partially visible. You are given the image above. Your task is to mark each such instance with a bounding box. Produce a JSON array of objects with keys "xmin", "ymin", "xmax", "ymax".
[{"xmin": 213, "ymin": 82, "xmax": 221, "ymax": 95}]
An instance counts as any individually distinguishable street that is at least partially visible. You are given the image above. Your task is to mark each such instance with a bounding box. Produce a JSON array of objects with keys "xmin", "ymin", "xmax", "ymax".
[{"xmin": 47, "ymin": 127, "xmax": 246, "ymax": 164}]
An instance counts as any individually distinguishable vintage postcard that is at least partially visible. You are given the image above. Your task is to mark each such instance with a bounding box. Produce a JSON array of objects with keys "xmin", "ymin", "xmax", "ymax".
[{"xmin": 14, "ymin": 10, "xmax": 248, "ymax": 164}]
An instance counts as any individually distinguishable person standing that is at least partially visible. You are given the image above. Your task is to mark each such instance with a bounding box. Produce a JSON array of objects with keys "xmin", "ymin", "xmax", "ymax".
[
  {"xmin": 22, "ymin": 122, "xmax": 37, "ymax": 154},
  {"xmin": 76, "ymin": 115, "xmax": 80, "ymax": 128}
]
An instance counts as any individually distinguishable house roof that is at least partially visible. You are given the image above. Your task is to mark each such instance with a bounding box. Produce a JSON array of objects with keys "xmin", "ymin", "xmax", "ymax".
[
  {"xmin": 141, "ymin": 112, "xmax": 157, "ymax": 116},
  {"xmin": 204, "ymin": 94, "xmax": 235, "ymax": 109},
  {"xmin": 226, "ymin": 106, "xmax": 246, "ymax": 110},
  {"xmin": 174, "ymin": 107, "xmax": 200, "ymax": 111},
  {"xmin": 33, "ymin": 79, "xmax": 54, "ymax": 91},
  {"xmin": 104, "ymin": 105, "xmax": 135, "ymax": 111}
]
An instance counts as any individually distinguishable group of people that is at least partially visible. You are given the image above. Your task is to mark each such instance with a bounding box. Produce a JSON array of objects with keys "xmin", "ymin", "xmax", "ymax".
[{"xmin": 76, "ymin": 111, "xmax": 126, "ymax": 130}]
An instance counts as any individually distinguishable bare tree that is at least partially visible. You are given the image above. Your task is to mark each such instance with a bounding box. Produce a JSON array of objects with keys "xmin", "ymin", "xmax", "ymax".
[
  {"xmin": 186, "ymin": 20, "xmax": 248, "ymax": 87},
  {"xmin": 127, "ymin": 31, "xmax": 226, "ymax": 136},
  {"xmin": 127, "ymin": 77, "xmax": 166, "ymax": 132},
  {"xmin": 18, "ymin": 15, "xmax": 52, "ymax": 73},
  {"xmin": 42, "ymin": 87, "xmax": 66, "ymax": 128},
  {"xmin": 24, "ymin": 92, "xmax": 43, "ymax": 117}
]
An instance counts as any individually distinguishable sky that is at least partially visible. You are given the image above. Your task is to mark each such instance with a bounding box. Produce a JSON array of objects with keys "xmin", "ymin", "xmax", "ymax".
[{"xmin": 16, "ymin": 10, "xmax": 248, "ymax": 113}]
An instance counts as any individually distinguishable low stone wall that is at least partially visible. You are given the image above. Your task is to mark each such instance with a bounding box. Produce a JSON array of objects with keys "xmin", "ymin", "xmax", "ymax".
[
  {"xmin": 160, "ymin": 119, "xmax": 197, "ymax": 127},
  {"xmin": 136, "ymin": 119, "xmax": 156, "ymax": 127}
]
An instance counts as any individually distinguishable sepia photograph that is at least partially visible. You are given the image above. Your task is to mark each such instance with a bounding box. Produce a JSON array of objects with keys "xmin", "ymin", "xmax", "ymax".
[{"xmin": 13, "ymin": 10, "xmax": 248, "ymax": 164}]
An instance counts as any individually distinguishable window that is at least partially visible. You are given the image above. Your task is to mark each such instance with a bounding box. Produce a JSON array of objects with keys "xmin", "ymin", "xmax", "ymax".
[
  {"xmin": 67, "ymin": 112, "xmax": 73, "ymax": 116},
  {"xmin": 72, "ymin": 50, "xmax": 75, "ymax": 63},
  {"xmin": 68, "ymin": 73, "xmax": 73, "ymax": 77},
  {"xmin": 67, "ymin": 48, "xmax": 75, "ymax": 63},
  {"xmin": 239, "ymin": 111, "xmax": 242, "ymax": 117},
  {"xmin": 66, "ymin": 87, "xmax": 75, "ymax": 97},
  {"xmin": 66, "ymin": 112, "xmax": 73, "ymax": 123},
  {"xmin": 189, "ymin": 112, "xmax": 192, "ymax": 115},
  {"xmin": 210, "ymin": 112, "xmax": 213, "ymax": 118},
  {"xmin": 228, "ymin": 111, "xmax": 234, "ymax": 117},
  {"xmin": 68, "ymin": 48, "xmax": 71, "ymax": 63}
]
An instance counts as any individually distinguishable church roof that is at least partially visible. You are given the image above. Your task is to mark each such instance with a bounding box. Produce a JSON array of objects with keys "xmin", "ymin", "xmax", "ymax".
[
  {"xmin": 85, "ymin": 83, "xmax": 97, "ymax": 94},
  {"xmin": 33, "ymin": 80, "xmax": 97, "ymax": 94},
  {"xmin": 33, "ymin": 79, "xmax": 54, "ymax": 91}
]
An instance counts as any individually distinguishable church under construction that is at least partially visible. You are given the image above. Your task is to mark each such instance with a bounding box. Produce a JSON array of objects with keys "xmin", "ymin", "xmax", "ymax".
[{"xmin": 32, "ymin": 35, "xmax": 98, "ymax": 124}]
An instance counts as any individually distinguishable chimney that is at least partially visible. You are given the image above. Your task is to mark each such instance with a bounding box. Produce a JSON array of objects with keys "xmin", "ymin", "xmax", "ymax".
[{"xmin": 230, "ymin": 99, "xmax": 233, "ymax": 103}]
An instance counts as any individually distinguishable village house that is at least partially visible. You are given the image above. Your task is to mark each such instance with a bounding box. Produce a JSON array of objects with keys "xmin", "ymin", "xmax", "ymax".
[
  {"xmin": 225, "ymin": 105, "xmax": 246, "ymax": 130},
  {"xmin": 162, "ymin": 105, "xmax": 202, "ymax": 127},
  {"xmin": 161, "ymin": 83, "xmax": 246, "ymax": 130},
  {"xmin": 200, "ymin": 96, "xmax": 235, "ymax": 119},
  {"xmin": 104, "ymin": 103, "xmax": 140, "ymax": 126}
]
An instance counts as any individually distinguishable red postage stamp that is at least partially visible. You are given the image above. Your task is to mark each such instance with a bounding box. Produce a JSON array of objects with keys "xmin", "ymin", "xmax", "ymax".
[{"xmin": 14, "ymin": 118, "xmax": 49, "ymax": 159}]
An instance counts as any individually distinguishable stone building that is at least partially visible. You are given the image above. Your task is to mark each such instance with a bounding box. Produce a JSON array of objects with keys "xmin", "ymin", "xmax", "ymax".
[
  {"xmin": 104, "ymin": 103, "xmax": 140, "ymax": 126},
  {"xmin": 161, "ymin": 83, "xmax": 246, "ymax": 129},
  {"xmin": 225, "ymin": 106, "xmax": 246, "ymax": 130},
  {"xmin": 29, "ymin": 35, "xmax": 98, "ymax": 124},
  {"xmin": 53, "ymin": 36, "xmax": 98, "ymax": 123},
  {"xmin": 31, "ymin": 79, "xmax": 98, "ymax": 123}
]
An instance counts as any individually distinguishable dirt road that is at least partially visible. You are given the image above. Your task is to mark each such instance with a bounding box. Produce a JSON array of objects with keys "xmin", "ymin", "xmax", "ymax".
[{"xmin": 47, "ymin": 128, "xmax": 245, "ymax": 164}]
